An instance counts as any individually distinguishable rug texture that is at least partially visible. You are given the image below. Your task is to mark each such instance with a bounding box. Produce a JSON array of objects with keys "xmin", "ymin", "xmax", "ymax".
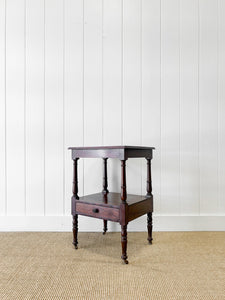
[{"xmin": 0, "ymin": 232, "xmax": 224, "ymax": 299}]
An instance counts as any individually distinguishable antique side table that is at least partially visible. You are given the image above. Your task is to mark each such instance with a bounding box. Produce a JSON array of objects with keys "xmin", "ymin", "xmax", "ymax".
[{"xmin": 68, "ymin": 146, "xmax": 155, "ymax": 264}]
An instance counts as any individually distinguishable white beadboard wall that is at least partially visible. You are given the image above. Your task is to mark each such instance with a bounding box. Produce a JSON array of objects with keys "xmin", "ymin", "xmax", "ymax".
[{"xmin": 0, "ymin": 0, "xmax": 225, "ymax": 231}]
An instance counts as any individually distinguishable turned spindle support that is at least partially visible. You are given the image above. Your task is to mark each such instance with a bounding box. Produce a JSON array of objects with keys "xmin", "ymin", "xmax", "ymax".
[
  {"xmin": 146, "ymin": 158, "xmax": 153, "ymax": 244},
  {"xmin": 120, "ymin": 159, "xmax": 128, "ymax": 264},
  {"xmin": 121, "ymin": 225, "xmax": 128, "ymax": 264},
  {"xmin": 103, "ymin": 220, "xmax": 108, "ymax": 235},
  {"xmin": 146, "ymin": 158, "xmax": 152, "ymax": 198},
  {"xmin": 147, "ymin": 212, "xmax": 153, "ymax": 244},
  {"xmin": 102, "ymin": 158, "xmax": 109, "ymax": 195},
  {"xmin": 73, "ymin": 215, "xmax": 78, "ymax": 249},
  {"xmin": 121, "ymin": 160, "xmax": 127, "ymax": 202},
  {"xmin": 73, "ymin": 158, "xmax": 79, "ymax": 200},
  {"xmin": 102, "ymin": 158, "xmax": 109, "ymax": 234},
  {"xmin": 72, "ymin": 158, "xmax": 79, "ymax": 249}
]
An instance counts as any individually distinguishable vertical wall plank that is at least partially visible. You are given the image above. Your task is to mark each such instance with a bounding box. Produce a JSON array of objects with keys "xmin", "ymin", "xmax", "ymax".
[
  {"xmin": 103, "ymin": 0, "xmax": 122, "ymax": 194},
  {"xmin": 123, "ymin": 0, "xmax": 142, "ymax": 195},
  {"xmin": 83, "ymin": 0, "xmax": 102, "ymax": 196},
  {"xmin": 0, "ymin": 0, "xmax": 6, "ymax": 215},
  {"xmin": 161, "ymin": 0, "xmax": 180, "ymax": 215},
  {"xmin": 180, "ymin": 0, "xmax": 199, "ymax": 215},
  {"xmin": 64, "ymin": 0, "xmax": 84, "ymax": 215},
  {"xmin": 199, "ymin": 0, "xmax": 218, "ymax": 214},
  {"xmin": 103, "ymin": 0, "xmax": 122, "ymax": 146},
  {"xmin": 6, "ymin": 0, "xmax": 25, "ymax": 215},
  {"xmin": 25, "ymin": 0, "xmax": 45, "ymax": 215},
  {"xmin": 45, "ymin": 0, "xmax": 64, "ymax": 215},
  {"xmin": 218, "ymin": 0, "xmax": 225, "ymax": 214},
  {"xmin": 142, "ymin": 0, "xmax": 161, "ymax": 213}
]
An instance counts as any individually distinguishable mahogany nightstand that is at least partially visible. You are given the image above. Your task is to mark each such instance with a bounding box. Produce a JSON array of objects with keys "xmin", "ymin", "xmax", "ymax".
[{"xmin": 68, "ymin": 146, "xmax": 155, "ymax": 264}]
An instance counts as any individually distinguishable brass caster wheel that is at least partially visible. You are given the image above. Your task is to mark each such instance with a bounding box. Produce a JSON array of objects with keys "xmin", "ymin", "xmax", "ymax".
[
  {"xmin": 122, "ymin": 259, "xmax": 129, "ymax": 264},
  {"xmin": 73, "ymin": 242, "xmax": 78, "ymax": 249},
  {"xmin": 148, "ymin": 238, "xmax": 153, "ymax": 245}
]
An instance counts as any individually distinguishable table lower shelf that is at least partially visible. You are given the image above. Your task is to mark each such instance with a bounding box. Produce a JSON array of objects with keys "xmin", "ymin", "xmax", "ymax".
[{"xmin": 72, "ymin": 192, "xmax": 153, "ymax": 223}]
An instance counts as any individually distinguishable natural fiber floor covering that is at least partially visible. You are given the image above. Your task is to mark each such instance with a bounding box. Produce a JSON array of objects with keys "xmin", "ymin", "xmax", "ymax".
[{"xmin": 0, "ymin": 232, "xmax": 224, "ymax": 300}]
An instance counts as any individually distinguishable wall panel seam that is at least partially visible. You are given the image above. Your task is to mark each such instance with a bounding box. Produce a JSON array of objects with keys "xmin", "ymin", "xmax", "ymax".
[
  {"xmin": 82, "ymin": 0, "xmax": 85, "ymax": 195},
  {"xmin": 159, "ymin": 0, "xmax": 162, "ymax": 213},
  {"xmin": 121, "ymin": 0, "xmax": 124, "ymax": 145},
  {"xmin": 4, "ymin": 0, "xmax": 7, "ymax": 216},
  {"xmin": 179, "ymin": 0, "xmax": 181, "ymax": 216},
  {"xmin": 102, "ymin": 0, "xmax": 104, "ymax": 146},
  {"xmin": 197, "ymin": 0, "xmax": 200, "ymax": 216},
  {"xmin": 140, "ymin": 0, "xmax": 142, "ymax": 196},
  {"xmin": 63, "ymin": 0, "xmax": 65, "ymax": 215},
  {"xmin": 24, "ymin": 0, "xmax": 27, "ymax": 216},
  {"xmin": 217, "ymin": 0, "xmax": 220, "ymax": 213},
  {"xmin": 43, "ymin": 0, "xmax": 46, "ymax": 216}
]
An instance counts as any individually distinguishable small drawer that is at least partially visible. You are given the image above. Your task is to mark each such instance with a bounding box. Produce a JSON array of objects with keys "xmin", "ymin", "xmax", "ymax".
[{"xmin": 76, "ymin": 202, "xmax": 120, "ymax": 222}]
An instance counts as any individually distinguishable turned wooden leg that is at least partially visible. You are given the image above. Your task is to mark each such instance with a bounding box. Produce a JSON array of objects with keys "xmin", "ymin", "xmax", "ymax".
[
  {"xmin": 147, "ymin": 212, "xmax": 153, "ymax": 244},
  {"xmin": 146, "ymin": 158, "xmax": 152, "ymax": 198},
  {"xmin": 102, "ymin": 158, "xmax": 109, "ymax": 235},
  {"xmin": 121, "ymin": 225, "xmax": 128, "ymax": 264},
  {"xmin": 103, "ymin": 220, "xmax": 108, "ymax": 235},
  {"xmin": 102, "ymin": 158, "xmax": 109, "ymax": 195},
  {"xmin": 73, "ymin": 214, "xmax": 78, "ymax": 249}
]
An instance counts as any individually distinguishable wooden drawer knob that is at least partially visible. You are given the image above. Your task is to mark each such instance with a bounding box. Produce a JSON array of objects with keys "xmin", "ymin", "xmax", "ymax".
[{"xmin": 92, "ymin": 208, "xmax": 99, "ymax": 213}]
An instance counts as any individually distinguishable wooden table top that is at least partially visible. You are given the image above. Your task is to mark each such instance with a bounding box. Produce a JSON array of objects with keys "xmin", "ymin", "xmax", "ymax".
[
  {"xmin": 69, "ymin": 145, "xmax": 155, "ymax": 159},
  {"xmin": 72, "ymin": 192, "xmax": 152, "ymax": 208}
]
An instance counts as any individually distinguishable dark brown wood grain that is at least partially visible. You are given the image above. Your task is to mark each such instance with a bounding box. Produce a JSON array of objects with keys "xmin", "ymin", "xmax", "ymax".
[
  {"xmin": 76, "ymin": 202, "xmax": 120, "ymax": 222},
  {"xmin": 102, "ymin": 158, "xmax": 109, "ymax": 194},
  {"xmin": 73, "ymin": 158, "xmax": 79, "ymax": 200},
  {"xmin": 72, "ymin": 215, "xmax": 78, "ymax": 249},
  {"xmin": 128, "ymin": 197, "xmax": 153, "ymax": 222},
  {"xmin": 119, "ymin": 202, "xmax": 128, "ymax": 226},
  {"xmin": 102, "ymin": 158, "xmax": 108, "ymax": 234},
  {"xmin": 121, "ymin": 225, "xmax": 128, "ymax": 264},
  {"xmin": 121, "ymin": 160, "xmax": 127, "ymax": 202},
  {"xmin": 72, "ymin": 192, "xmax": 148, "ymax": 207},
  {"xmin": 103, "ymin": 220, "xmax": 108, "ymax": 235},
  {"xmin": 146, "ymin": 158, "xmax": 152, "ymax": 198},
  {"xmin": 147, "ymin": 212, "xmax": 153, "ymax": 244}
]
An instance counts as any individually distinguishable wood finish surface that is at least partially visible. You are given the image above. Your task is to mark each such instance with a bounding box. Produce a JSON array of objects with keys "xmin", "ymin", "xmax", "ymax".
[
  {"xmin": 121, "ymin": 160, "xmax": 127, "ymax": 202},
  {"xmin": 147, "ymin": 212, "xmax": 153, "ymax": 244},
  {"xmin": 146, "ymin": 158, "xmax": 152, "ymax": 198},
  {"xmin": 73, "ymin": 158, "xmax": 79, "ymax": 200},
  {"xmin": 102, "ymin": 158, "xmax": 109, "ymax": 234},
  {"xmin": 75, "ymin": 202, "xmax": 120, "ymax": 222},
  {"xmin": 102, "ymin": 158, "xmax": 109, "ymax": 195},
  {"xmin": 128, "ymin": 198, "xmax": 153, "ymax": 222},
  {"xmin": 72, "ymin": 192, "xmax": 150, "ymax": 207},
  {"xmin": 72, "ymin": 214, "xmax": 78, "ymax": 249},
  {"xmin": 69, "ymin": 145, "xmax": 154, "ymax": 160}
]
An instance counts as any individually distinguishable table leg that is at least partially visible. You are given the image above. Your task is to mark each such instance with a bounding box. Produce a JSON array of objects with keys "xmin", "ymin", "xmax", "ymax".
[
  {"xmin": 72, "ymin": 158, "xmax": 79, "ymax": 249},
  {"xmin": 102, "ymin": 158, "xmax": 109, "ymax": 235},
  {"xmin": 73, "ymin": 214, "xmax": 78, "ymax": 249},
  {"xmin": 121, "ymin": 225, "xmax": 128, "ymax": 264},
  {"xmin": 103, "ymin": 220, "xmax": 108, "ymax": 235},
  {"xmin": 147, "ymin": 212, "xmax": 153, "ymax": 244},
  {"xmin": 121, "ymin": 160, "xmax": 127, "ymax": 202},
  {"xmin": 146, "ymin": 158, "xmax": 152, "ymax": 198}
]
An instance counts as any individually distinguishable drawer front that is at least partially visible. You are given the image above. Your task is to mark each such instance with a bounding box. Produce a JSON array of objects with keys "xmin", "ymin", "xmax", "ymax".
[{"xmin": 76, "ymin": 202, "xmax": 120, "ymax": 222}]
